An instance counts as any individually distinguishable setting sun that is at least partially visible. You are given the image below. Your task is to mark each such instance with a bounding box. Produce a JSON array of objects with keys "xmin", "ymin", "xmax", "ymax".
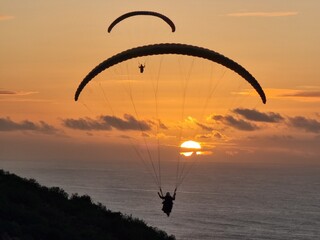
[{"xmin": 180, "ymin": 140, "xmax": 201, "ymax": 157}]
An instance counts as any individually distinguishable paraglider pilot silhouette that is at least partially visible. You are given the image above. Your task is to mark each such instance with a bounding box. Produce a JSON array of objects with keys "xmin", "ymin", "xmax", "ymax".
[
  {"xmin": 158, "ymin": 188, "xmax": 177, "ymax": 216},
  {"xmin": 138, "ymin": 63, "xmax": 145, "ymax": 73}
]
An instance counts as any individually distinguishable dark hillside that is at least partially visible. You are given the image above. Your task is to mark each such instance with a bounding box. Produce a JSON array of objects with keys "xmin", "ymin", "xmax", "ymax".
[{"xmin": 0, "ymin": 169, "xmax": 175, "ymax": 240}]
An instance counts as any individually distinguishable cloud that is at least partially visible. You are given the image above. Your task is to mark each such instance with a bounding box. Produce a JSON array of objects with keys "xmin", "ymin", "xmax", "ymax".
[
  {"xmin": 185, "ymin": 117, "xmax": 214, "ymax": 132},
  {"xmin": 0, "ymin": 117, "xmax": 59, "ymax": 134},
  {"xmin": 0, "ymin": 15, "xmax": 14, "ymax": 21},
  {"xmin": 211, "ymin": 108, "xmax": 320, "ymax": 135},
  {"xmin": 258, "ymin": 88, "xmax": 320, "ymax": 102},
  {"xmin": 63, "ymin": 114, "xmax": 152, "ymax": 131},
  {"xmin": 0, "ymin": 90, "xmax": 38, "ymax": 96},
  {"xmin": 196, "ymin": 131, "xmax": 224, "ymax": 140},
  {"xmin": 226, "ymin": 11, "xmax": 298, "ymax": 17},
  {"xmin": 0, "ymin": 90, "xmax": 39, "ymax": 102},
  {"xmin": 101, "ymin": 114, "xmax": 151, "ymax": 131},
  {"xmin": 196, "ymin": 134, "xmax": 212, "ymax": 139},
  {"xmin": 195, "ymin": 122, "xmax": 214, "ymax": 131},
  {"xmin": 288, "ymin": 116, "xmax": 320, "ymax": 133},
  {"xmin": 233, "ymin": 108, "xmax": 284, "ymax": 123},
  {"xmin": 63, "ymin": 117, "xmax": 112, "ymax": 131},
  {"xmin": 212, "ymin": 115, "xmax": 259, "ymax": 131},
  {"xmin": 159, "ymin": 121, "xmax": 168, "ymax": 130},
  {"xmin": 151, "ymin": 119, "xmax": 168, "ymax": 130},
  {"xmin": 281, "ymin": 91, "xmax": 320, "ymax": 98},
  {"xmin": 213, "ymin": 132, "xmax": 223, "ymax": 139},
  {"xmin": 0, "ymin": 90, "xmax": 16, "ymax": 95}
]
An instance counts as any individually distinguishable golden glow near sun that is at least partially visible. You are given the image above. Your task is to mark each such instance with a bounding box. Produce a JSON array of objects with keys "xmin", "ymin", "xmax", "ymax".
[{"xmin": 180, "ymin": 140, "xmax": 202, "ymax": 157}]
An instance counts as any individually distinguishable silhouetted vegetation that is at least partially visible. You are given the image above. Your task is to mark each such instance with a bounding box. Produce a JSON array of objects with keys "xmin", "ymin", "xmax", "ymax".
[{"xmin": 0, "ymin": 169, "xmax": 175, "ymax": 240}]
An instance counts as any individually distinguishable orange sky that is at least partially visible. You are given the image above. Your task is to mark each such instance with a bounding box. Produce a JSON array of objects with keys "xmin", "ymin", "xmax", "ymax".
[{"xmin": 1, "ymin": 0, "xmax": 320, "ymax": 165}]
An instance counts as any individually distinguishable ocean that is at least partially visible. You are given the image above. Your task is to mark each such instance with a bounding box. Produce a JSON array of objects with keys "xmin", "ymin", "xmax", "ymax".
[{"xmin": 1, "ymin": 160, "xmax": 319, "ymax": 240}]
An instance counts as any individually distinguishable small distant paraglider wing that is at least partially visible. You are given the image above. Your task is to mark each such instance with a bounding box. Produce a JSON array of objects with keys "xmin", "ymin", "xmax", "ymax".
[
  {"xmin": 75, "ymin": 43, "xmax": 266, "ymax": 104},
  {"xmin": 108, "ymin": 11, "xmax": 176, "ymax": 33}
]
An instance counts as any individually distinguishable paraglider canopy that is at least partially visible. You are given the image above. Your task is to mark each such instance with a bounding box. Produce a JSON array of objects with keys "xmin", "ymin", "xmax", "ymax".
[
  {"xmin": 74, "ymin": 43, "xmax": 266, "ymax": 104},
  {"xmin": 107, "ymin": 11, "xmax": 176, "ymax": 33}
]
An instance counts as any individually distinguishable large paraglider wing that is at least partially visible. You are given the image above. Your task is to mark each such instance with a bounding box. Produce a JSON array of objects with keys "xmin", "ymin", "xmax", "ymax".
[
  {"xmin": 75, "ymin": 43, "xmax": 266, "ymax": 104},
  {"xmin": 107, "ymin": 11, "xmax": 176, "ymax": 33}
]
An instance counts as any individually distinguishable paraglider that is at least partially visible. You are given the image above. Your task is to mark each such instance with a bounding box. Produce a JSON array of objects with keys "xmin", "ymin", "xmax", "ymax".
[
  {"xmin": 107, "ymin": 11, "xmax": 176, "ymax": 33},
  {"xmin": 74, "ymin": 43, "xmax": 267, "ymax": 217},
  {"xmin": 74, "ymin": 43, "xmax": 266, "ymax": 104}
]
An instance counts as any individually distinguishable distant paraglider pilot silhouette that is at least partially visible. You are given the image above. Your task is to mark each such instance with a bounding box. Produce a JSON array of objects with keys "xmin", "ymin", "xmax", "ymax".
[
  {"xmin": 158, "ymin": 188, "xmax": 176, "ymax": 217},
  {"xmin": 138, "ymin": 63, "xmax": 145, "ymax": 73}
]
